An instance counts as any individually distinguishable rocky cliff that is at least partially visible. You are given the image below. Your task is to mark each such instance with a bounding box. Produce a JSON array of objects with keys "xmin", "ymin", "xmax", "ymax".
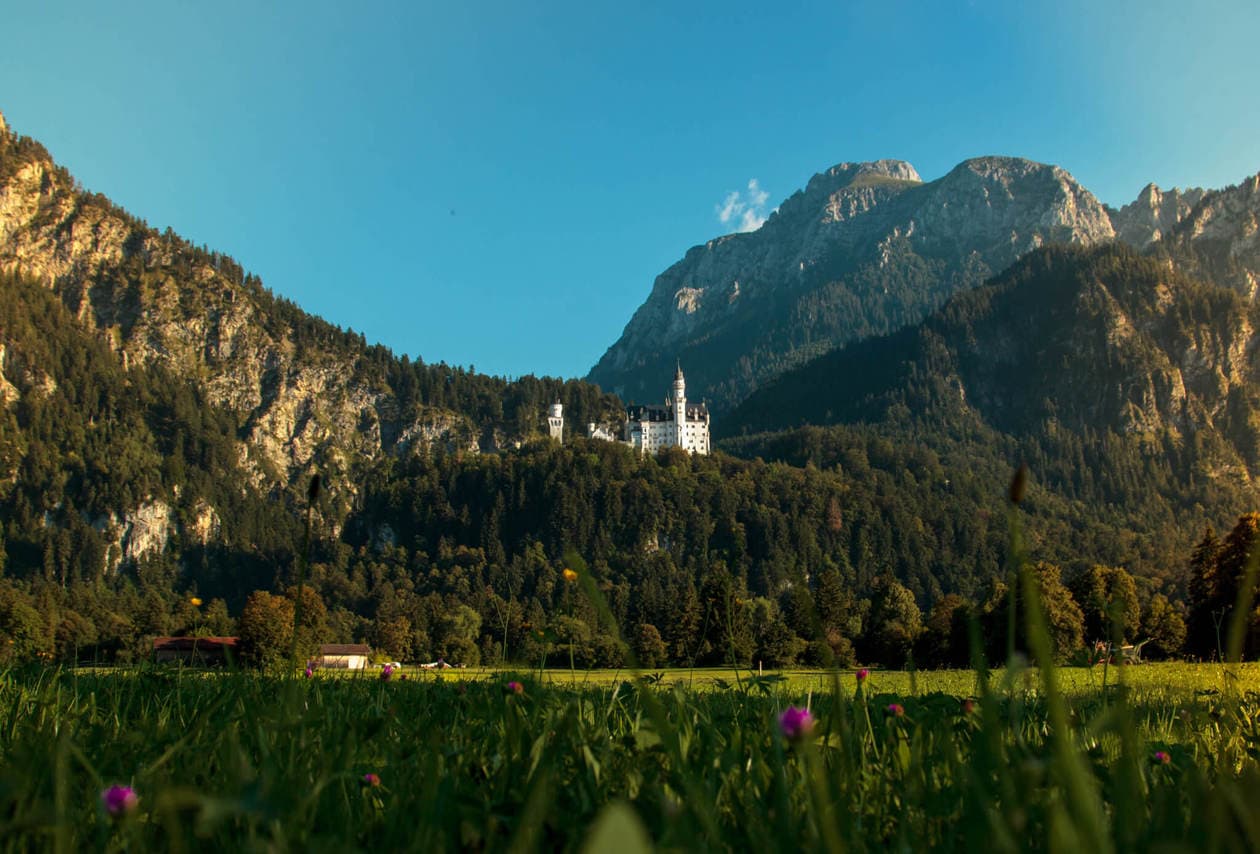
[
  {"xmin": 1156, "ymin": 173, "xmax": 1260, "ymax": 300},
  {"xmin": 588, "ymin": 156, "xmax": 1119, "ymax": 412},
  {"xmin": 1109, "ymin": 183, "xmax": 1207, "ymax": 248}
]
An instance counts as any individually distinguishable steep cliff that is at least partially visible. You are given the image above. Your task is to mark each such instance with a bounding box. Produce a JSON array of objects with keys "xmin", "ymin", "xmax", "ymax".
[
  {"xmin": 0, "ymin": 128, "xmax": 474, "ymax": 500},
  {"xmin": 1109, "ymin": 183, "xmax": 1207, "ymax": 248},
  {"xmin": 1156, "ymin": 173, "xmax": 1260, "ymax": 300}
]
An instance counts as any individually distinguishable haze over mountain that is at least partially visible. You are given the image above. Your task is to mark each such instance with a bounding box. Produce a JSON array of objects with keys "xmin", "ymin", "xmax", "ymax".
[{"xmin": 590, "ymin": 157, "xmax": 1260, "ymax": 414}]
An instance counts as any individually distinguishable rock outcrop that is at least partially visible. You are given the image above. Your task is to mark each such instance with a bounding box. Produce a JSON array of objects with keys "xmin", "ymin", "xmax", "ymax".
[
  {"xmin": 1110, "ymin": 183, "xmax": 1207, "ymax": 248},
  {"xmin": 1158, "ymin": 173, "xmax": 1260, "ymax": 299}
]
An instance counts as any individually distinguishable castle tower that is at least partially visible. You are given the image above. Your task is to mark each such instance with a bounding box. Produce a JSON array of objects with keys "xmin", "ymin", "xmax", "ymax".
[
  {"xmin": 673, "ymin": 362, "xmax": 686, "ymax": 449},
  {"xmin": 547, "ymin": 401, "xmax": 564, "ymax": 443}
]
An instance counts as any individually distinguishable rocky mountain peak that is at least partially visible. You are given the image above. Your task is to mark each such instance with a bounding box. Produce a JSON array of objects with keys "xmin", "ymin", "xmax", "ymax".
[
  {"xmin": 803, "ymin": 159, "xmax": 922, "ymax": 195},
  {"xmin": 0, "ymin": 111, "xmax": 7, "ymax": 134},
  {"xmin": 917, "ymin": 156, "xmax": 1116, "ymax": 252},
  {"xmin": 1111, "ymin": 182, "xmax": 1208, "ymax": 248},
  {"xmin": 1158, "ymin": 172, "xmax": 1260, "ymax": 298}
]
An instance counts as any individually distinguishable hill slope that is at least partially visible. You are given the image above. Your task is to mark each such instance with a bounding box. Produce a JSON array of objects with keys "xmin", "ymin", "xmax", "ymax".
[{"xmin": 722, "ymin": 244, "xmax": 1260, "ymax": 582}]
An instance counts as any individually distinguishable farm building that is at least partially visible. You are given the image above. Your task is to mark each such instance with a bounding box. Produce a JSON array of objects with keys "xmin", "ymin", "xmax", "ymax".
[
  {"xmin": 317, "ymin": 644, "xmax": 371, "ymax": 670},
  {"xmin": 152, "ymin": 636, "xmax": 239, "ymax": 666}
]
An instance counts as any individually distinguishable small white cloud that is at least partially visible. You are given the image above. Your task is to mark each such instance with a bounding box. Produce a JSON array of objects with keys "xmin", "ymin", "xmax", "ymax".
[
  {"xmin": 739, "ymin": 208, "xmax": 766, "ymax": 231},
  {"xmin": 714, "ymin": 178, "xmax": 771, "ymax": 233},
  {"xmin": 746, "ymin": 179, "xmax": 769, "ymax": 208},
  {"xmin": 717, "ymin": 191, "xmax": 743, "ymax": 226}
]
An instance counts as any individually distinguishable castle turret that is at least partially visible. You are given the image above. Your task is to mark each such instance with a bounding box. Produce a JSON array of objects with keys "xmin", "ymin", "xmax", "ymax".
[
  {"xmin": 547, "ymin": 402, "xmax": 564, "ymax": 443},
  {"xmin": 673, "ymin": 362, "xmax": 686, "ymax": 448}
]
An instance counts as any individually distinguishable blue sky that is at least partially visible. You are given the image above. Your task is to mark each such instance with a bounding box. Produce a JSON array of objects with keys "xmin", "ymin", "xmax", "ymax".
[{"xmin": 2, "ymin": 1, "xmax": 1257, "ymax": 379}]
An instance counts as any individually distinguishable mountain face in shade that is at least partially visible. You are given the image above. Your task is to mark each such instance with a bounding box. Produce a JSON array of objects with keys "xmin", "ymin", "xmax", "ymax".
[
  {"xmin": 723, "ymin": 244, "xmax": 1260, "ymax": 452},
  {"xmin": 588, "ymin": 156, "xmax": 1118, "ymax": 412},
  {"xmin": 717, "ymin": 242, "xmax": 1260, "ymax": 583}
]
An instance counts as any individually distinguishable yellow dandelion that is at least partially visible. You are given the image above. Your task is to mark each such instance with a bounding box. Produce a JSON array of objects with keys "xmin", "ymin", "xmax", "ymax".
[
  {"xmin": 562, "ymin": 568, "xmax": 579, "ymax": 583},
  {"xmin": 189, "ymin": 597, "xmax": 203, "ymax": 607}
]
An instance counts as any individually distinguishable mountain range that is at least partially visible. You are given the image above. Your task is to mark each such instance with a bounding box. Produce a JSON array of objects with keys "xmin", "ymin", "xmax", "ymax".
[{"xmin": 589, "ymin": 156, "xmax": 1260, "ymax": 414}]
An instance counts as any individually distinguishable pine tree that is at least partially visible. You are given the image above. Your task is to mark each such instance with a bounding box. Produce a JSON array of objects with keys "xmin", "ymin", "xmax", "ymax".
[{"xmin": 1186, "ymin": 526, "xmax": 1223, "ymax": 659}]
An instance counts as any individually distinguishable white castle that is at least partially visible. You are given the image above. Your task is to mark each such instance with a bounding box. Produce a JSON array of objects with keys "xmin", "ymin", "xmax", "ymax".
[
  {"xmin": 547, "ymin": 401, "xmax": 564, "ymax": 442},
  {"xmin": 548, "ymin": 364, "xmax": 711, "ymax": 455}
]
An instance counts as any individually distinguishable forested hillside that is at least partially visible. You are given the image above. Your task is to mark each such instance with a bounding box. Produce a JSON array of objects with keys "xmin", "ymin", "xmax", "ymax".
[{"xmin": 722, "ymin": 245, "xmax": 1260, "ymax": 586}]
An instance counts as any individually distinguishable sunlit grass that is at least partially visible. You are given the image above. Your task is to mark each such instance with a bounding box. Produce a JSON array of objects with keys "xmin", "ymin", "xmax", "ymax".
[{"xmin": 1, "ymin": 661, "xmax": 1256, "ymax": 850}]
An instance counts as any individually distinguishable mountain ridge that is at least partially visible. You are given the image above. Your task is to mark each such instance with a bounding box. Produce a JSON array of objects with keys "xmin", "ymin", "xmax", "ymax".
[{"xmin": 589, "ymin": 154, "xmax": 1260, "ymax": 415}]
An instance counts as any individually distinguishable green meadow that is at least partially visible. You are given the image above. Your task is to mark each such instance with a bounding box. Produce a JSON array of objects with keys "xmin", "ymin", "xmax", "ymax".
[{"xmin": 1, "ymin": 662, "xmax": 1257, "ymax": 852}]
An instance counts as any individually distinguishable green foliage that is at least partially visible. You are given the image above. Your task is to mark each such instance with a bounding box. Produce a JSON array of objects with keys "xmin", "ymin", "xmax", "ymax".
[
  {"xmin": 0, "ymin": 666, "xmax": 1257, "ymax": 850},
  {"xmin": 857, "ymin": 575, "xmax": 922, "ymax": 667},
  {"xmin": 238, "ymin": 590, "xmax": 295, "ymax": 668},
  {"xmin": 1069, "ymin": 564, "xmax": 1141, "ymax": 644},
  {"xmin": 1141, "ymin": 594, "xmax": 1187, "ymax": 660},
  {"xmin": 1187, "ymin": 514, "xmax": 1260, "ymax": 660},
  {"xmin": 984, "ymin": 563, "xmax": 1085, "ymax": 664}
]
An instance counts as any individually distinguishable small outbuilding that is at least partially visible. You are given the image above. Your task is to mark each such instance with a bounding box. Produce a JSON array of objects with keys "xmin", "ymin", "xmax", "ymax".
[
  {"xmin": 153, "ymin": 636, "xmax": 239, "ymax": 666},
  {"xmin": 317, "ymin": 643, "xmax": 372, "ymax": 670}
]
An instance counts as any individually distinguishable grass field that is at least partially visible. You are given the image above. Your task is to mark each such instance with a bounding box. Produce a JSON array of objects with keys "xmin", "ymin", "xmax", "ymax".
[
  {"xmin": 452, "ymin": 661, "xmax": 1259, "ymax": 696},
  {"xmin": 1, "ymin": 662, "xmax": 1257, "ymax": 851}
]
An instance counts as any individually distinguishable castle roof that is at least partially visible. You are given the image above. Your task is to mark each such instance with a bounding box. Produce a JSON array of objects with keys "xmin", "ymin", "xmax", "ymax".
[{"xmin": 627, "ymin": 402, "xmax": 709, "ymax": 423}]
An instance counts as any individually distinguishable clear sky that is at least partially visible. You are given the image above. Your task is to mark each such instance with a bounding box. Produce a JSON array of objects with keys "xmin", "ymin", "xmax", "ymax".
[{"xmin": 2, "ymin": 1, "xmax": 1257, "ymax": 380}]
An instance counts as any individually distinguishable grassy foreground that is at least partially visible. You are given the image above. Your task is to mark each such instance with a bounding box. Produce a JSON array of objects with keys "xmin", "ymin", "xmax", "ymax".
[{"xmin": 1, "ymin": 664, "xmax": 1258, "ymax": 851}]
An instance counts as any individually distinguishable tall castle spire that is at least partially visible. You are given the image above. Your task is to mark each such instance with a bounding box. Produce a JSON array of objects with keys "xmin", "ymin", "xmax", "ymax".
[{"xmin": 673, "ymin": 361, "xmax": 686, "ymax": 447}]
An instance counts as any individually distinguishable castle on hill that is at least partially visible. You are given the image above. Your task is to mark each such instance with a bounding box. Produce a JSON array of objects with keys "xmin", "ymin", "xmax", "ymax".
[{"xmin": 547, "ymin": 364, "xmax": 711, "ymax": 455}]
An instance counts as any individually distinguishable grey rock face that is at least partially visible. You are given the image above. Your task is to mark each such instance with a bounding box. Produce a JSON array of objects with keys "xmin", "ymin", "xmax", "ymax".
[
  {"xmin": 1110, "ymin": 183, "xmax": 1208, "ymax": 248},
  {"xmin": 1161, "ymin": 173, "xmax": 1260, "ymax": 299}
]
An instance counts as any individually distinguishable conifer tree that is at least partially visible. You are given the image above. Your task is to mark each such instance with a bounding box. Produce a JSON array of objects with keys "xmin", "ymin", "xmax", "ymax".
[{"xmin": 1186, "ymin": 525, "xmax": 1223, "ymax": 658}]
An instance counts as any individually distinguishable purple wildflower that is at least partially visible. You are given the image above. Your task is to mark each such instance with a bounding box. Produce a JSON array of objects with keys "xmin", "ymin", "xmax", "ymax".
[
  {"xmin": 506, "ymin": 681, "xmax": 524, "ymax": 695},
  {"xmin": 380, "ymin": 664, "xmax": 394, "ymax": 681},
  {"xmin": 886, "ymin": 703, "xmax": 905, "ymax": 717},
  {"xmin": 1154, "ymin": 750, "xmax": 1171, "ymax": 765},
  {"xmin": 362, "ymin": 773, "xmax": 381, "ymax": 787},
  {"xmin": 779, "ymin": 706, "xmax": 816, "ymax": 741},
  {"xmin": 101, "ymin": 785, "xmax": 138, "ymax": 817},
  {"xmin": 856, "ymin": 668, "xmax": 869, "ymax": 683}
]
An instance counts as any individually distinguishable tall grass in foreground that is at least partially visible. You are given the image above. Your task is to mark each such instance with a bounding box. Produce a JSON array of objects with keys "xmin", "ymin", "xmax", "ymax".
[{"xmin": 0, "ymin": 662, "xmax": 1257, "ymax": 851}]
